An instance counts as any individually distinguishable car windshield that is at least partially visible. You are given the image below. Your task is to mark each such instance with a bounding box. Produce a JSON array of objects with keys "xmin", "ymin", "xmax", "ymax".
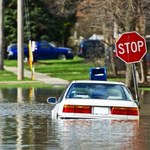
[{"xmin": 66, "ymin": 83, "xmax": 133, "ymax": 101}]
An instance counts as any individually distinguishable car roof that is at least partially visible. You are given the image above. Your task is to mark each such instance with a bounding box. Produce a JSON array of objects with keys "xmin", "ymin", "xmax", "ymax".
[
  {"xmin": 8, "ymin": 43, "xmax": 28, "ymax": 47},
  {"xmin": 70, "ymin": 80, "xmax": 125, "ymax": 85}
]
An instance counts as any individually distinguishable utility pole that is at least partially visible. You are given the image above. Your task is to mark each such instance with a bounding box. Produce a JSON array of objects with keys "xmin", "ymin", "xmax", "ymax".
[
  {"xmin": 0, "ymin": 0, "xmax": 4, "ymax": 70},
  {"xmin": 17, "ymin": 0, "xmax": 24, "ymax": 80}
]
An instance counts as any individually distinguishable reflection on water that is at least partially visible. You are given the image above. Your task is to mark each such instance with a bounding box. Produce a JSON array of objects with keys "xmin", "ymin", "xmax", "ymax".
[
  {"xmin": 0, "ymin": 87, "xmax": 63, "ymax": 103},
  {"xmin": 139, "ymin": 90, "xmax": 150, "ymax": 116},
  {"xmin": 0, "ymin": 88, "xmax": 149, "ymax": 150},
  {"xmin": 1, "ymin": 116, "xmax": 150, "ymax": 150},
  {"xmin": 54, "ymin": 119, "xmax": 140, "ymax": 150},
  {"xmin": 0, "ymin": 115, "xmax": 50, "ymax": 150}
]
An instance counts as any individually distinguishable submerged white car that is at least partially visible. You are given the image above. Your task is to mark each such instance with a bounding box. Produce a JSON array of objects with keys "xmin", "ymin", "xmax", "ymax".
[{"xmin": 47, "ymin": 80, "xmax": 139, "ymax": 120}]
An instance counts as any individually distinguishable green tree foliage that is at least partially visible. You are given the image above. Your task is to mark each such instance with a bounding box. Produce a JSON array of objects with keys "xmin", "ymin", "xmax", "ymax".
[
  {"xmin": 4, "ymin": 0, "xmax": 76, "ymax": 47},
  {"xmin": 4, "ymin": 0, "xmax": 17, "ymax": 45}
]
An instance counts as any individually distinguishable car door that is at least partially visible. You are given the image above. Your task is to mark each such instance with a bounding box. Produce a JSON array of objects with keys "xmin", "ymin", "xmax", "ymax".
[{"xmin": 36, "ymin": 41, "xmax": 53, "ymax": 60}]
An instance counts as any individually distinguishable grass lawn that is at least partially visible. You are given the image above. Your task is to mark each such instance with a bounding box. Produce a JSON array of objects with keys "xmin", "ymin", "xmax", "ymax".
[
  {"xmin": 32, "ymin": 57, "xmax": 95, "ymax": 81},
  {"xmin": 4, "ymin": 56, "xmax": 126, "ymax": 80},
  {"xmin": 2, "ymin": 56, "xmax": 150, "ymax": 90},
  {"xmin": 0, "ymin": 70, "xmax": 17, "ymax": 81},
  {"xmin": 3, "ymin": 56, "xmax": 125, "ymax": 87},
  {"xmin": 4, "ymin": 56, "xmax": 100, "ymax": 81},
  {"xmin": 31, "ymin": 57, "xmax": 125, "ymax": 82}
]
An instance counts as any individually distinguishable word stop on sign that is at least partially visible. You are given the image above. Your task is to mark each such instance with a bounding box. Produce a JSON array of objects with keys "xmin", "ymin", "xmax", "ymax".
[{"xmin": 118, "ymin": 41, "xmax": 144, "ymax": 54}]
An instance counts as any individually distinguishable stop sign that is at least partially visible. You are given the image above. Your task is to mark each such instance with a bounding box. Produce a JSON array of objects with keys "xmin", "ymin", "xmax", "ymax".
[{"xmin": 116, "ymin": 31, "xmax": 147, "ymax": 64}]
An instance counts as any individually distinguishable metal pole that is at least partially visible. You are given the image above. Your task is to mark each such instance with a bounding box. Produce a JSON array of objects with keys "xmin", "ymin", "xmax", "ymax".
[
  {"xmin": 132, "ymin": 63, "xmax": 140, "ymax": 101},
  {"xmin": 17, "ymin": 0, "xmax": 24, "ymax": 80}
]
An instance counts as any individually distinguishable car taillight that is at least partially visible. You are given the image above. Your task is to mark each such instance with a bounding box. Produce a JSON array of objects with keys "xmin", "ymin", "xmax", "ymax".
[
  {"xmin": 111, "ymin": 107, "xmax": 139, "ymax": 116},
  {"xmin": 63, "ymin": 105, "xmax": 92, "ymax": 114}
]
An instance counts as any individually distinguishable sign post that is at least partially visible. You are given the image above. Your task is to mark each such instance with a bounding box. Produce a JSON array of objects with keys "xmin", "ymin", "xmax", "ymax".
[
  {"xmin": 115, "ymin": 31, "xmax": 147, "ymax": 103},
  {"xmin": 132, "ymin": 64, "xmax": 139, "ymax": 100}
]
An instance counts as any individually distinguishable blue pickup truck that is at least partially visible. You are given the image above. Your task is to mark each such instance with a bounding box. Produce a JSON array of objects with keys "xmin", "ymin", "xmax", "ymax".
[{"xmin": 7, "ymin": 41, "xmax": 74, "ymax": 61}]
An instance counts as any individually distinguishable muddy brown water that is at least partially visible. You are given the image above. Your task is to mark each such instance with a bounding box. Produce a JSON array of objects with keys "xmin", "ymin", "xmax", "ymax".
[{"xmin": 0, "ymin": 88, "xmax": 150, "ymax": 150}]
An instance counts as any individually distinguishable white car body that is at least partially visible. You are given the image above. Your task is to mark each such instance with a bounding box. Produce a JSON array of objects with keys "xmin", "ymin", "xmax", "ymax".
[{"xmin": 48, "ymin": 80, "xmax": 139, "ymax": 120}]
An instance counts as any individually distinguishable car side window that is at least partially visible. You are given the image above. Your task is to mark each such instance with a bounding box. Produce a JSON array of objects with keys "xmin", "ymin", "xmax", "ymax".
[
  {"xmin": 40, "ymin": 42, "xmax": 50, "ymax": 49},
  {"xmin": 10, "ymin": 44, "xmax": 17, "ymax": 49}
]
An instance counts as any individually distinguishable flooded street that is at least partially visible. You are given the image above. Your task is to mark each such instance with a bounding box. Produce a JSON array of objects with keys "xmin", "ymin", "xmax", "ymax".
[{"xmin": 0, "ymin": 88, "xmax": 150, "ymax": 150}]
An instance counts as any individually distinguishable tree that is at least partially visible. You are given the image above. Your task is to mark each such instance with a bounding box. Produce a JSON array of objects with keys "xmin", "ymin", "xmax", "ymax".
[
  {"xmin": 42, "ymin": 0, "xmax": 150, "ymax": 86},
  {"xmin": 43, "ymin": 0, "xmax": 82, "ymax": 16},
  {"xmin": 111, "ymin": 0, "xmax": 150, "ymax": 86},
  {"xmin": 4, "ymin": 0, "xmax": 76, "ymax": 48},
  {"xmin": 76, "ymin": 0, "xmax": 150, "ymax": 87}
]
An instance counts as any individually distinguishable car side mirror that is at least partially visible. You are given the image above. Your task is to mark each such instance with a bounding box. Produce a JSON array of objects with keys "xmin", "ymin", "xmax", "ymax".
[{"xmin": 47, "ymin": 97, "xmax": 57, "ymax": 104}]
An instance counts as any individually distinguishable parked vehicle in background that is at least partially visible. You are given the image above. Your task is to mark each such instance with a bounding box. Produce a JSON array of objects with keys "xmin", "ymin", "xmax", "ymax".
[
  {"xmin": 47, "ymin": 80, "xmax": 139, "ymax": 120},
  {"xmin": 146, "ymin": 37, "xmax": 150, "ymax": 67},
  {"xmin": 7, "ymin": 43, "xmax": 29, "ymax": 60},
  {"xmin": 78, "ymin": 39, "xmax": 105, "ymax": 59},
  {"xmin": 33, "ymin": 41, "xmax": 74, "ymax": 60},
  {"xmin": 7, "ymin": 41, "xmax": 74, "ymax": 61}
]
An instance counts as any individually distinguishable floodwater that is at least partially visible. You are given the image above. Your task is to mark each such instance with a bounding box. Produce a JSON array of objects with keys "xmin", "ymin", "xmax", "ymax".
[{"xmin": 0, "ymin": 88, "xmax": 150, "ymax": 150}]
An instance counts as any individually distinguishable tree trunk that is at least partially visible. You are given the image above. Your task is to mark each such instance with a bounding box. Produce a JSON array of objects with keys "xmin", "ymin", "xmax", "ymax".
[
  {"xmin": 125, "ymin": 64, "xmax": 133, "ymax": 87},
  {"xmin": 136, "ymin": 60, "xmax": 147, "ymax": 83},
  {"xmin": 110, "ymin": 47, "xmax": 118, "ymax": 76},
  {"xmin": 0, "ymin": 0, "xmax": 4, "ymax": 70},
  {"xmin": 123, "ymin": 0, "xmax": 133, "ymax": 87},
  {"xmin": 135, "ymin": 0, "xmax": 147, "ymax": 83}
]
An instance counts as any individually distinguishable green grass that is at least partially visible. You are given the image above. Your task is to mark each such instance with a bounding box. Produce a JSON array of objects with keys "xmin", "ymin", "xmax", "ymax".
[
  {"xmin": 0, "ymin": 70, "xmax": 17, "ymax": 81},
  {"xmin": 0, "ymin": 82, "xmax": 52, "ymax": 88},
  {"xmin": 5, "ymin": 56, "xmax": 150, "ymax": 90},
  {"xmin": 139, "ymin": 87, "xmax": 150, "ymax": 91},
  {"xmin": 26, "ymin": 56, "xmax": 97, "ymax": 81},
  {"xmin": 4, "ymin": 56, "xmax": 126, "ymax": 82},
  {"xmin": 4, "ymin": 60, "xmax": 17, "ymax": 66},
  {"xmin": 2, "ymin": 57, "xmax": 150, "ymax": 90},
  {"xmin": 35, "ymin": 63, "xmax": 92, "ymax": 80},
  {"xmin": 0, "ymin": 70, "xmax": 32, "ymax": 81},
  {"xmin": 3, "ymin": 57, "xmax": 95, "ymax": 87},
  {"xmin": 32, "ymin": 57, "xmax": 126, "ymax": 82}
]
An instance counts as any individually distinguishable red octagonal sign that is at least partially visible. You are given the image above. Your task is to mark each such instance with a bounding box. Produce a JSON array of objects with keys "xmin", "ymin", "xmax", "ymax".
[{"xmin": 116, "ymin": 31, "xmax": 147, "ymax": 64}]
